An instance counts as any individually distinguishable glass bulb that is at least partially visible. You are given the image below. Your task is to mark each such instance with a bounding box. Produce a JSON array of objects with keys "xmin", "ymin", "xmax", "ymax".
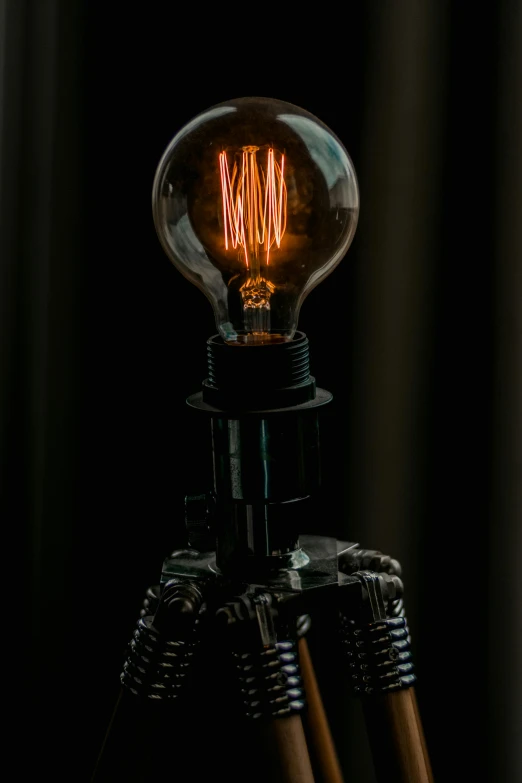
[{"xmin": 152, "ymin": 97, "xmax": 359, "ymax": 345}]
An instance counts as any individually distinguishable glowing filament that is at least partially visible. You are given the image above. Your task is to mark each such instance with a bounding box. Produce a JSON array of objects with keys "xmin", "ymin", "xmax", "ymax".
[{"xmin": 219, "ymin": 147, "xmax": 287, "ymax": 268}]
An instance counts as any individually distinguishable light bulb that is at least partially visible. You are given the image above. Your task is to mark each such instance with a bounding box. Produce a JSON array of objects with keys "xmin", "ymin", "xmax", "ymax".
[{"xmin": 152, "ymin": 97, "xmax": 359, "ymax": 345}]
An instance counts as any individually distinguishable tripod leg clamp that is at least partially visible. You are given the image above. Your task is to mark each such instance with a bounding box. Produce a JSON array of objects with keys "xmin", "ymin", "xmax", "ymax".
[
  {"xmin": 341, "ymin": 614, "xmax": 416, "ymax": 696},
  {"xmin": 340, "ymin": 570, "xmax": 416, "ymax": 696},
  {"xmin": 120, "ymin": 580, "xmax": 203, "ymax": 700},
  {"xmin": 218, "ymin": 592, "xmax": 306, "ymax": 720},
  {"xmin": 231, "ymin": 638, "xmax": 306, "ymax": 719}
]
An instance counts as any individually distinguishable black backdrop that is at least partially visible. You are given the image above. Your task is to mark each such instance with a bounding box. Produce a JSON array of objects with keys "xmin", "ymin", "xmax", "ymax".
[{"xmin": 2, "ymin": 1, "xmax": 520, "ymax": 781}]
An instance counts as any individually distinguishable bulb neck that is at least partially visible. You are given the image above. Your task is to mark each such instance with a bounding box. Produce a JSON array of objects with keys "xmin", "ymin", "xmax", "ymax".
[{"xmin": 202, "ymin": 331, "xmax": 316, "ymax": 410}]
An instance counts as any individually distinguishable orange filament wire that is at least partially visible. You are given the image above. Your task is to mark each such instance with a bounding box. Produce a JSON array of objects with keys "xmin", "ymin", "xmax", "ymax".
[{"xmin": 219, "ymin": 147, "xmax": 287, "ymax": 268}]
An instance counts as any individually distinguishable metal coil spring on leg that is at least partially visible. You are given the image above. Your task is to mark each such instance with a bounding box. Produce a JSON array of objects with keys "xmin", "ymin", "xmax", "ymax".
[
  {"xmin": 120, "ymin": 616, "xmax": 199, "ymax": 699},
  {"xmin": 340, "ymin": 614, "xmax": 416, "ymax": 696},
  {"xmin": 121, "ymin": 581, "xmax": 201, "ymax": 700},
  {"xmin": 231, "ymin": 638, "xmax": 306, "ymax": 720}
]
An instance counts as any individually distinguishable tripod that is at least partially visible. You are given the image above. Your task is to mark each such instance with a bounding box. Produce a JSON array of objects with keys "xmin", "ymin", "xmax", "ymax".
[{"xmin": 92, "ymin": 333, "xmax": 433, "ymax": 783}]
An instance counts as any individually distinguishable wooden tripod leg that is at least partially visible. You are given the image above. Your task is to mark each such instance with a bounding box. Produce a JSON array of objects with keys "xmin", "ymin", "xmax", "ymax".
[
  {"xmin": 362, "ymin": 688, "xmax": 433, "ymax": 783},
  {"xmin": 266, "ymin": 714, "xmax": 316, "ymax": 783},
  {"xmin": 411, "ymin": 689, "xmax": 434, "ymax": 780},
  {"xmin": 298, "ymin": 637, "xmax": 345, "ymax": 783}
]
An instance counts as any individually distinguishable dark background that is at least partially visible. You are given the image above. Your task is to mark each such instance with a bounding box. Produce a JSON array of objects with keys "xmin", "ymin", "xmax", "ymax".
[{"xmin": 2, "ymin": 1, "xmax": 521, "ymax": 781}]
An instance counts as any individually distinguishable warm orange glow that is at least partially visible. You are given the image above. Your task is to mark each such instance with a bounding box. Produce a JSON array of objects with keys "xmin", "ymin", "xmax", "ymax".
[{"xmin": 219, "ymin": 147, "xmax": 287, "ymax": 269}]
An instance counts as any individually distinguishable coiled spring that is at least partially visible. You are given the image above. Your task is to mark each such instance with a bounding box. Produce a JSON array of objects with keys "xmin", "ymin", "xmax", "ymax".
[
  {"xmin": 341, "ymin": 614, "xmax": 416, "ymax": 696},
  {"xmin": 121, "ymin": 615, "xmax": 200, "ymax": 699},
  {"xmin": 231, "ymin": 638, "xmax": 306, "ymax": 719}
]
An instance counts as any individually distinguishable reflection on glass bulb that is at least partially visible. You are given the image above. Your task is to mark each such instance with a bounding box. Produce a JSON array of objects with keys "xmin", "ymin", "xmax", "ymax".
[{"xmin": 152, "ymin": 97, "xmax": 359, "ymax": 344}]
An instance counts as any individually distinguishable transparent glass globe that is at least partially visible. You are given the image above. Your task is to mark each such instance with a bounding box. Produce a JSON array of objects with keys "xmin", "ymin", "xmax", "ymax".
[{"xmin": 152, "ymin": 97, "xmax": 359, "ymax": 345}]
